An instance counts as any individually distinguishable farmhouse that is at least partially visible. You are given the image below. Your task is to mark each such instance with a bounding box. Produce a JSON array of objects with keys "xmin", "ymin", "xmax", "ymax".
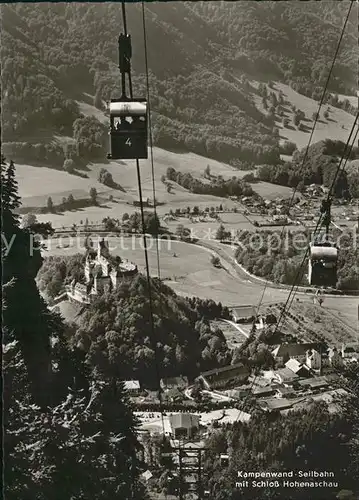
[
  {"xmin": 226, "ymin": 388, "xmax": 248, "ymax": 400},
  {"xmin": 164, "ymin": 388, "xmax": 184, "ymax": 403},
  {"xmin": 298, "ymin": 377, "xmax": 329, "ymax": 391},
  {"xmin": 260, "ymin": 398, "xmax": 295, "ymax": 412}
]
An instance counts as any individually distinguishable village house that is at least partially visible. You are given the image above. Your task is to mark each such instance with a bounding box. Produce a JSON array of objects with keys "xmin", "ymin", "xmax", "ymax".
[
  {"xmin": 133, "ymin": 197, "xmax": 150, "ymax": 207},
  {"xmin": 226, "ymin": 388, "xmax": 248, "ymax": 400},
  {"xmin": 260, "ymin": 398, "xmax": 294, "ymax": 413},
  {"xmin": 285, "ymin": 358, "xmax": 310, "ymax": 378},
  {"xmin": 272, "ymin": 343, "xmax": 323, "ymax": 365},
  {"xmin": 160, "ymin": 376, "xmax": 189, "ymax": 391},
  {"xmin": 252, "ymin": 386, "xmax": 276, "ymax": 398},
  {"xmin": 272, "ymin": 367, "xmax": 299, "ymax": 386},
  {"xmin": 197, "ymin": 363, "xmax": 250, "ymax": 390},
  {"xmin": 275, "ymin": 386, "xmax": 296, "ymax": 399},
  {"xmin": 341, "ymin": 343, "xmax": 359, "ymax": 362},
  {"xmin": 231, "ymin": 305, "xmax": 257, "ymax": 323},
  {"xmin": 298, "ymin": 377, "xmax": 329, "ymax": 392},
  {"xmin": 166, "ymin": 388, "xmax": 185, "ymax": 403},
  {"xmin": 124, "ymin": 380, "xmax": 141, "ymax": 396},
  {"xmin": 67, "ymin": 282, "xmax": 91, "ymax": 304},
  {"xmin": 328, "ymin": 347, "xmax": 344, "ymax": 367}
]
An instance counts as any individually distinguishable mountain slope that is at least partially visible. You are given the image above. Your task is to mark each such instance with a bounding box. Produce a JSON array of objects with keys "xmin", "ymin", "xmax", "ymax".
[{"xmin": 1, "ymin": 2, "xmax": 357, "ymax": 167}]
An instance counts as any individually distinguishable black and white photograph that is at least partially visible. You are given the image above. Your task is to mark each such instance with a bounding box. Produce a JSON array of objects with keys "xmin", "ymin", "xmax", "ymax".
[{"xmin": 1, "ymin": 1, "xmax": 359, "ymax": 499}]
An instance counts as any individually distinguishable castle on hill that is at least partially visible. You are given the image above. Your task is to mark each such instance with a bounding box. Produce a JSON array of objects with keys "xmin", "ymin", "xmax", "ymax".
[{"xmin": 67, "ymin": 238, "xmax": 138, "ymax": 304}]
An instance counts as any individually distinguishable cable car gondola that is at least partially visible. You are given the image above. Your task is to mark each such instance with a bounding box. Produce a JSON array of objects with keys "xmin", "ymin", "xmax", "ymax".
[
  {"xmin": 106, "ymin": 31, "xmax": 148, "ymax": 161},
  {"xmin": 107, "ymin": 98, "xmax": 148, "ymax": 160},
  {"xmin": 308, "ymin": 198, "xmax": 338, "ymax": 288},
  {"xmin": 308, "ymin": 241, "xmax": 338, "ymax": 287}
]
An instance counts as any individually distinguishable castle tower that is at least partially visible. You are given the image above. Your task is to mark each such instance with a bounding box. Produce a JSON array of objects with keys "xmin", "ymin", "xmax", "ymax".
[{"xmin": 98, "ymin": 238, "xmax": 110, "ymax": 260}]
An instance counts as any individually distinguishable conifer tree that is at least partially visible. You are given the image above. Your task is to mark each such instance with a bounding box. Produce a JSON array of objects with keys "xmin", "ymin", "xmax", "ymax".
[
  {"xmin": 2, "ymin": 157, "xmax": 55, "ymax": 407},
  {"xmin": 3, "ymin": 158, "xmax": 145, "ymax": 499}
]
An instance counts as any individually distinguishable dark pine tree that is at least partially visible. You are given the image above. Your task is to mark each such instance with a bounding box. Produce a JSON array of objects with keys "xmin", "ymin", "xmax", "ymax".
[
  {"xmin": 2, "ymin": 157, "xmax": 54, "ymax": 407},
  {"xmin": 2, "ymin": 158, "xmax": 145, "ymax": 499}
]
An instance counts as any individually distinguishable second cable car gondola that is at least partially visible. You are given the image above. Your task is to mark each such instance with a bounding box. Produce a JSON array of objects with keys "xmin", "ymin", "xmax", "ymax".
[
  {"xmin": 107, "ymin": 97, "xmax": 148, "ymax": 160},
  {"xmin": 308, "ymin": 241, "xmax": 338, "ymax": 287},
  {"xmin": 308, "ymin": 197, "xmax": 338, "ymax": 288}
]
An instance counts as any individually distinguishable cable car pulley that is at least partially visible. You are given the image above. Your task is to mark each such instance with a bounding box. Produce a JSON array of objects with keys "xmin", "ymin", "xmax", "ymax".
[{"xmin": 107, "ymin": 32, "xmax": 148, "ymax": 160}]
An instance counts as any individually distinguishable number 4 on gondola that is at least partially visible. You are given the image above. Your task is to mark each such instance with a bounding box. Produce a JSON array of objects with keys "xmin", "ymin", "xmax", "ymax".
[{"xmin": 107, "ymin": 98, "xmax": 148, "ymax": 160}]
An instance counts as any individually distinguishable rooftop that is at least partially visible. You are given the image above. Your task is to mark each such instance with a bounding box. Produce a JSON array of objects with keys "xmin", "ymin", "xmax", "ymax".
[
  {"xmin": 200, "ymin": 409, "xmax": 250, "ymax": 425},
  {"xmin": 299, "ymin": 377, "xmax": 329, "ymax": 389},
  {"xmin": 276, "ymin": 386, "xmax": 295, "ymax": 395},
  {"xmin": 260, "ymin": 398, "xmax": 295, "ymax": 411},
  {"xmin": 253, "ymin": 386, "xmax": 275, "ymax": 396},
  {"xmin": 275, "ymin": 368, "xmax": 299, "ymax": 381},
  {"xmin": 285, "ymin": 358, "xmax": 303, "ymax": 373},
  {"xmin": 272, "ymin": 343, "xmax": 322, "ymax": 358},
  {"xmin": 161, "ymin": 376, "xmax": 188, "ymax": 388},
  {"xmin": 124, "ymin": 380, "xmax": 140, "ymax": 391},
  {"xmin": 285, "ymin": 358, "xmax": 310, "ymax": 374},
  {"xmin": 201, "ymin": 363, "xmax": 249, "ymax": 378},
  {"xmin": 232, "ymin": 305, "xmax": 257, "ymax": 318}
]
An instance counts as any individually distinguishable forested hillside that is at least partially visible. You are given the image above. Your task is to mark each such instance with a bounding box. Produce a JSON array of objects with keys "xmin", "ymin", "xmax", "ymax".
[
  {"xmin": 258, "ymin": 139, "xmax": 359, "ymax": 198},
  {"xmin": 37, "ymin": 255, "xmax": 231, "ymax": 385},
  {"xmin": 192, "ymin": 1, "xmax": 357, "ymax": 97},
  {"xmin": 1, "ymin": 2, "xmax": 356, "ymax": 167}
]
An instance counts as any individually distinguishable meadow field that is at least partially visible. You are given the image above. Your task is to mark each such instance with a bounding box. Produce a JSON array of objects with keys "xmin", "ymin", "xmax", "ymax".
[
  {"xmin": 15, "ymin": 78, "xmax": 355, "ymax": 230},
  {"xmin": 251, "ymin": 81, "xmax": 355, "ymax": 150}
]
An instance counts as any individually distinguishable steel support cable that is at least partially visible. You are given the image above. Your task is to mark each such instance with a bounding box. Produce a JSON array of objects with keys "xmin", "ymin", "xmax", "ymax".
[
  {"xmin": 235, "ymin": 3, "xmax": 354, "ymax": 423},
  {"xmin": 275, "ymin": 114, "xmax": 358, "ymax": 333},
  {"xmin": 251, "ymin": 0, "xmax": 354, "ymax": 321},
  {"xmin": 141, "ymin": 1, "xmax": 161, "ymax": 279},
  {"xmin": 283, "ymin": 118, "xmax": 359, "ymax": 318},
  {"xmin": 121, "ymin": 0, "xmax": 165, "ymax": 438}
]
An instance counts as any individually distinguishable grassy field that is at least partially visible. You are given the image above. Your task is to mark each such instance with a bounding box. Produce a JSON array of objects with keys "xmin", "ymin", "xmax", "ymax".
[
  {"xmin": 15, "ymin": 163, "xmax": 120, "ymax": 208},
  {"xmin": 251, "ymin": 81, "xmax": 355, "ymax": 151},
  {"xmin": 15, "ymin": 84, "xmax": 355, "ymax": 230},
  {"xmin": 17, "ymin": 142, "xmax": 293, "ymax": 228}
]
